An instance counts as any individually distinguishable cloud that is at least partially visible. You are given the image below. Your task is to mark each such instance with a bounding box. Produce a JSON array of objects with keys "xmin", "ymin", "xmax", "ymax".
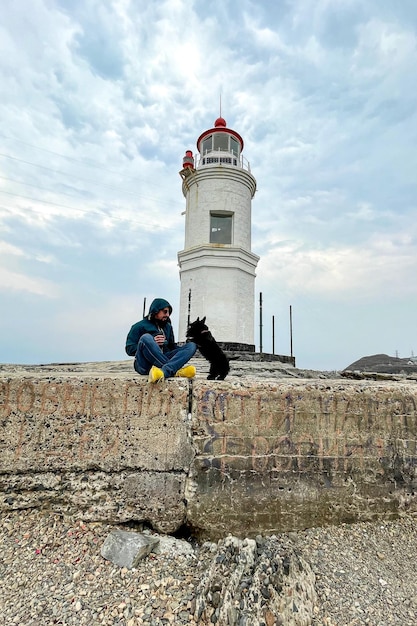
[
  {"xmin": 0, "ymin": 0, "xmax": 416, "ymax": 367},
  {"xmin": 258, "ymin": 233, "xmax": 417, "ymax": 300},
  {"xmin": 0, "ymin": 267, "xmax": 59, "ymax": 297},
  {"xmin": 0, "ymin": 241, "xmax": 26, "ymax": 257}
]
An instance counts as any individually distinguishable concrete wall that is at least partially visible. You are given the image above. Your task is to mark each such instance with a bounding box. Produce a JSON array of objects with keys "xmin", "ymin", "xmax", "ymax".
[
  {"xmin": 1, "ymin": 375, "xmax": 417, "ymax": 539},
  {"xmin": 0, "ymin": 376, "xmax": 193, "ymax": 533},
  {"xmin": 189, "ymin": 379, "xmax": 417, "ymax": 539}
]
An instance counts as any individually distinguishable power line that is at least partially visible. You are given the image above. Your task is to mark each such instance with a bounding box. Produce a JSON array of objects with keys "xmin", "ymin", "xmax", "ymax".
[
  {"xmin": 0, "ymin": 133, "xmax": 167, "ymax": 184},
  {"xmin": 0, "ymin": 173, "xmax": 182, "ymax": 208},
  {"xmin": 0, "ymin": 175, "xmax": 95, "ymax": 201},
  {"xmin": 0, "ymin": 152, "xmax": 183, "ymax": 207},
  {"xmin": 0, "ymin": 190, "xmax": 180, "ymax": 230}
]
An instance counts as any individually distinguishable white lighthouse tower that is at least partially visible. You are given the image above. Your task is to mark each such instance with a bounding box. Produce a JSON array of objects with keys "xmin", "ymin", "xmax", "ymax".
[{"xmin": 177, "ymin": 116, "xmax": 259, "ymax": 348}]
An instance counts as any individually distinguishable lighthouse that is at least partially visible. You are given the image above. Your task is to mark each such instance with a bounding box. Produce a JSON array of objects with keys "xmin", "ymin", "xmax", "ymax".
[{"xmin": 177, "ymin": 116, "xmax": 259, "ymax": 349}]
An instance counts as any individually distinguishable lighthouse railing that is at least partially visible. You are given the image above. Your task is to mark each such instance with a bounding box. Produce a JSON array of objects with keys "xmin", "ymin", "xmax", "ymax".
[{"xmin": 197, "ymin": 150, "xmax": 251, "ymax": 172}]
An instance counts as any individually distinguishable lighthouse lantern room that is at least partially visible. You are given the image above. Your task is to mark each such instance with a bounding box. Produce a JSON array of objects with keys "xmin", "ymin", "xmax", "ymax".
[{"xmin": 177, "ymin": 116, "xmax": 259, "ymax": 348}]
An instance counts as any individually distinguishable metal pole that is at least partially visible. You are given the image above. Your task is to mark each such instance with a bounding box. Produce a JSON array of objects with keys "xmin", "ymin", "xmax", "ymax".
[
  {"xmin": 187, "ymin": 288, "xmax": 192, "ymax": 329},
  {"xmin": 289, "ymin": 305, "xmax": 293, "ymax": 358},
  {"xmin": 259, "ymin": 292, "xmax": 263, "ymax": 354},
  {"xmin": 272, "ymin": 315, "xmax": 275, "ymax": 355},
  {"xmin": 143, "ymin": 297, "xmax": 147, "ymax": 318}
]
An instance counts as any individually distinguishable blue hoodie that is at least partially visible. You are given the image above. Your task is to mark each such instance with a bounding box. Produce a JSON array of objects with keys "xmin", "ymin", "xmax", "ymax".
[{"xmin": 125, "ymin": 298, "xmax": 176, "ymax": 357}]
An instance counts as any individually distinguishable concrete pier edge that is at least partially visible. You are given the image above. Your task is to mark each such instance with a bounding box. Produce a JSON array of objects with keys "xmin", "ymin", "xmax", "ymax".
[{"xmin": 1, "ymin": 362, "xmax": 417, "ymax": 540}]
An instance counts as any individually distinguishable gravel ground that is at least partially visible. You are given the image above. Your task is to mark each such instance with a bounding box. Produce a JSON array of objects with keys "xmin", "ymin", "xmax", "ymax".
[
  {"xmin": 1, "ymin": 510, "xmax": 417, "ymax": 625},
  {"xmin": 292, "ymin": 516, "xmax": 417, "ymax": 626},
  {"xmin": 0, "ymin": 510, "xmax": 207, "ymax": 626}
]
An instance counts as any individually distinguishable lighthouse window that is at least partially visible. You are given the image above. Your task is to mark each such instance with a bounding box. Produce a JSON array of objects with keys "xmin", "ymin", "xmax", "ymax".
[
  {"xmin": 202, "ymin": 137, "xmax": 212, "ymax": 155},
  {"xmin": 210, "ymin": 213, "xmax": 233, "ymax": 244},
  {"xmin": 230, "ymin": 137, "xmax": 239, "ymax": 156},
  {"xmin": 213, "ymin": 133, "xmax": 229, "ymax": 151},
  {"xmin": 201, "ymin": 134, "xmax": 241, "ymax": 157}
]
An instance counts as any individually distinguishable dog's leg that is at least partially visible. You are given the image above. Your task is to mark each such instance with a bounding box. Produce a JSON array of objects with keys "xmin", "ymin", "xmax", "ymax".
[{"xmin": 207, "ymin": 362, "xmax": 217, "ymax": 380}]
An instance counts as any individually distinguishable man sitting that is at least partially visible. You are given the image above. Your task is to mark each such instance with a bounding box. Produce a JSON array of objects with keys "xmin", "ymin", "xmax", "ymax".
[{"xmin": 125, "ymin": 298, "xmax": 197, "ymax": 383}]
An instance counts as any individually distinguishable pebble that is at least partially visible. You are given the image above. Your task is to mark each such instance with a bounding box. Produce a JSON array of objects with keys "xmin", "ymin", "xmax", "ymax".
[
  {"xmin": 290, "ymin": 515, "xmax": 417, "ymax": 625},
  {"xmin": 0, "ymin": 510, "xmax": 207, "ymax": 625},
  {"xmin": 1, "ymin": 509, "xmax": 417, "ymax": 624}
]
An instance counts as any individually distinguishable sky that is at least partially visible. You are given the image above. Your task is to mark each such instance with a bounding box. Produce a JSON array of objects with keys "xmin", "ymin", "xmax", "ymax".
[{"xmin": 1, "ymin": 0, "xmax": 416, "ymax": 371}]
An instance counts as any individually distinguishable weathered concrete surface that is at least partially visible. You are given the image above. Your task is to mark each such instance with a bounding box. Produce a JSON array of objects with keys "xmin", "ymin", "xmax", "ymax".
[
  {"xmin": 0, "ymin": 375, "xmax": 192, "ymax": 533},
  {"xmin": 188, "ymin": 379, "xmax": 417, "ymax": 539},
  {"xmin": 1, "ymin": 363, "xmax": 417, "ymax": 539}
]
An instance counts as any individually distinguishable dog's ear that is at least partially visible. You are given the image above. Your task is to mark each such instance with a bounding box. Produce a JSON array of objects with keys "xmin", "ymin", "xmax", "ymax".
[
  {"xmin": 195, "ymin": 317, "xmax": 199, "ymax": 322},
  {"xmin": 202, "ymin": 316, "xmax": 206, "ymax": 324}
]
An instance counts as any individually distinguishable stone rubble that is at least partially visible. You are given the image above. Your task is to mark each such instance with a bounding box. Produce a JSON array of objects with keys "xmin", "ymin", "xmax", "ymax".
[
  {"xmin": 101, "ymin": 530, "xmax": 160, "ymax": 570},
  {"xmin": 2, "ymin": 508, "xmax": 417, "ymax": 625},
  {"xmin": 194, "ymin": 534, "xmax": 316, "ymax": 625}
]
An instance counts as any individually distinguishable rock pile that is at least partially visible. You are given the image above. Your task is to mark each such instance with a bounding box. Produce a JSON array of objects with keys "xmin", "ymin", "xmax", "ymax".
[
  {"xmin": 194, "ymin": 535, "xmax": 316, "ymax": 625},
  {"xmin": 2, "ymin": 509, "xmax": 417, "ymax": 624}
]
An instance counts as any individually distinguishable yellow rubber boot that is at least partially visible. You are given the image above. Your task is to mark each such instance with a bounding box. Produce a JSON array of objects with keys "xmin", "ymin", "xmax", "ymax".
[
  {"xmin": 175, "ymin": 365, "xmax": 196, "ymax": 379},
  {"xmin": 148, "ymin": 366, "xmax": 164, "ymax": 383}
]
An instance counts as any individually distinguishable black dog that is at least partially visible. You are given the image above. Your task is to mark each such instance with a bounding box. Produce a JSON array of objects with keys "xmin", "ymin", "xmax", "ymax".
[{"xmin": 186, "ymin": 317, "xmax": 230, "ymax": 380}]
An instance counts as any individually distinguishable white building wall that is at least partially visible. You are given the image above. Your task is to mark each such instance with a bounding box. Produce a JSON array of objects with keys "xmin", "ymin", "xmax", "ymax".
[
  {"xmin": 178, "ymin": 134, "xmax": 259, "ymax": 346},
  {"xmin": 183, "ymin": 168, "xmax": 255, "ymax": 250},
  {"xmin": 177, "ymin": 246, "xmax": 259, "ymax": 342}
]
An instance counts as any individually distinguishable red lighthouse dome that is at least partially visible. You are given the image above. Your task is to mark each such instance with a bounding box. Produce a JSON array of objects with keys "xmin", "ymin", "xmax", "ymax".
[
  {"xmin": 214, "ymin": 116, "xmax": 227, "ymax": 128},
  {"xmin": 196, "ymin": 118, "xmax": 244, "ymax": 157}
]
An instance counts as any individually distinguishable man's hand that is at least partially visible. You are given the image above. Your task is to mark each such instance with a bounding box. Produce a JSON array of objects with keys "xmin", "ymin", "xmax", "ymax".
[{"xmin": 154, "ymin": 334, "xmax": 165, "ymax": 346}]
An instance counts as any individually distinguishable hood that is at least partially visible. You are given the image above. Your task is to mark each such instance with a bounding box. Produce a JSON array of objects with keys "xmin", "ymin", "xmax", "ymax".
[{"xmin": 148, "ymin": 298, "xmax": 172, "ymax": 317}]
